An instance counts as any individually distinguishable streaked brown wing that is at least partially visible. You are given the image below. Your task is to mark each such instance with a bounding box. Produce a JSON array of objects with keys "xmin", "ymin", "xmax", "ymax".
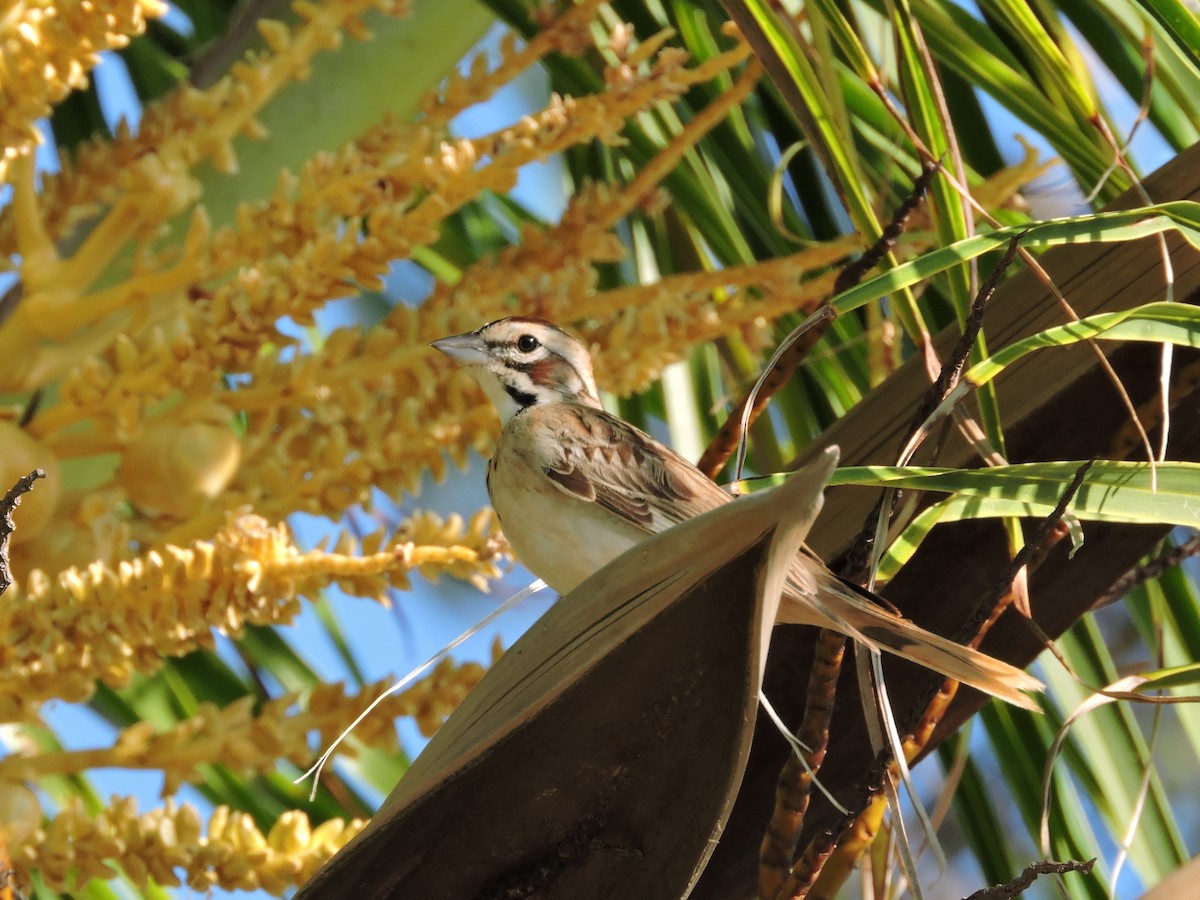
[{"xmin": 541, "ymin": 405, "xmax": 730, "ymax": 534}]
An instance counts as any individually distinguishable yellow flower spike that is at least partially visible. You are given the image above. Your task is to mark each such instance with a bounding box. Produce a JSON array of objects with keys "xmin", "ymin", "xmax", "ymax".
[
  {"xmin": 4, "ymin": 0, "xmax": 410, "ymax": 254},
  {"xmin": 0, "ymin": 0, "xmax": 163, "ymax": 175},
  {"xmin": 0, "ymin": 510, "xmax": 502, "ymax": 717},
  {"xmin": 174, "ymin": 32, "xmax": 750, "ymax": 385}
]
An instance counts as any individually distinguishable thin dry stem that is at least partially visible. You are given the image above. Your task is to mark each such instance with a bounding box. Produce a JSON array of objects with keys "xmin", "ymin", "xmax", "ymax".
[
  {"xmin": 1092, "ymin": 532, "xmax": 1200, "ymax": 611},
  {"xmin": 835, "ymin": 162, "xmax": 941, "ymax": 297},
  {"xmin": 964, "ymin": 858, "xmax": 1095, "ymax": 899},
  {"xmin": 0, "ymin": 471, "xmax": 46, "ymax": 596}
]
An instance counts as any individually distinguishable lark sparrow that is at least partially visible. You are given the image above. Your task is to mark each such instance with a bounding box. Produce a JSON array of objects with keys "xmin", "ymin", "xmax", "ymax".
[{"xmin": 432, "ymin": 317, "xmax": 1041, "ymax": 708}]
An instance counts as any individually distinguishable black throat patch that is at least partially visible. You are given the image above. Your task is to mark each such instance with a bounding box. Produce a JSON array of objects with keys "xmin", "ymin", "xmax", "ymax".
[{"xmin": 504, "ymin": 383, "xmax": 539, "ymax": 409}]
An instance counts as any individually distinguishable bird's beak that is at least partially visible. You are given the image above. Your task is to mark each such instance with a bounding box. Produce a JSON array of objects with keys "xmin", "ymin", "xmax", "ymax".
[{"xmin": 430, "ymin": 331, "xmax": 488, "ymax": 365}]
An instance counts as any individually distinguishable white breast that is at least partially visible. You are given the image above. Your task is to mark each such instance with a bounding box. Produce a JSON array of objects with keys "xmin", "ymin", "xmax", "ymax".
[{"xmin": 487, "ymin": 421, "xmax": 651, "ymax": 596}]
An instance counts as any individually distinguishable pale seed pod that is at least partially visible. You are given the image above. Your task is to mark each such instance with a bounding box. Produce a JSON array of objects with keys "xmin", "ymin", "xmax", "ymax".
[
  {"xmin": 117, "ymin": 401, "xmax": 241, "ymax": 519},
  {"xmin": 0, "ymin": 780, "xmax": 42, "ymax": 848},
  {"xmin": 0, "ymin": 421, "xmax": 61, "ymax": 541}
]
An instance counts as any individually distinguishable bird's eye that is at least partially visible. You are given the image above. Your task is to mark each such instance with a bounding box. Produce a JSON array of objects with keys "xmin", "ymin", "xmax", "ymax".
[{"xmin": 516, "ymin": 334, "xmax": 540, "ymax": 353}]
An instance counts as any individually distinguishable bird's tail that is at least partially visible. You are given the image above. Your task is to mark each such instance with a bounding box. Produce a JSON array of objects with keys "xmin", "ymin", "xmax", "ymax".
[{"xmin": 779, "ymin": 569, "xmax": 1043, "ymax": 711}]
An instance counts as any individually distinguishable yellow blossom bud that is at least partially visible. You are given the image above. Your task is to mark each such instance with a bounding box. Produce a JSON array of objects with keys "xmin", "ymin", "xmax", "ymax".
[
  {"xmin": 268, "ymin": 811, "xmax": 311, "ymax": 852},
  {"xmin": 258, "ymin": 19, "xmax": 291, "ymax": 53}
]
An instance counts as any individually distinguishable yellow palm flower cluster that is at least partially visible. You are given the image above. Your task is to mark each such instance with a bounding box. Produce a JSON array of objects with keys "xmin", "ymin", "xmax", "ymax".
[
  {"xmin": 0, "ymin": 653, "xmax": 491, "ymax": 807},
  {"xmin": 0, "ymin": 508, "xmax": 503, "ymax": 721},
  {"xmin": 1, "ymin": 0, "xmax": 765, "ymax": 565},
  {"xmin": 0, "ymin": 0, "xmax": 166, "ymax": 176},
  {"xmin": 2, "ymin": 793, "xmax": 364, "ymax": 895}
]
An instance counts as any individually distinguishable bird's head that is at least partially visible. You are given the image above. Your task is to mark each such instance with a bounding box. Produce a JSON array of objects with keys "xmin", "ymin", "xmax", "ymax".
[{"xmin": 431, "ymin": 317, "xmax": 602, "ymax": 424}]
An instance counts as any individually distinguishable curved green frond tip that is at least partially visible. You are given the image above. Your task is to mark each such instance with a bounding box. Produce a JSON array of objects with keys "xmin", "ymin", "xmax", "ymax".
[
  {"xmin": 966, "ymin": 300, "xmax": 1200, "ymax": 386},
  {"xmin": 1132, "ymin": 662, "xmax": 1200, "ymax": 692},
  {"xmin": 831, "ymin": 202, "xmax": 1200, "ymax": 315},
  {"xmin": 832, "ymin": 460, "xmax": 1200, "ymax": 528}
]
